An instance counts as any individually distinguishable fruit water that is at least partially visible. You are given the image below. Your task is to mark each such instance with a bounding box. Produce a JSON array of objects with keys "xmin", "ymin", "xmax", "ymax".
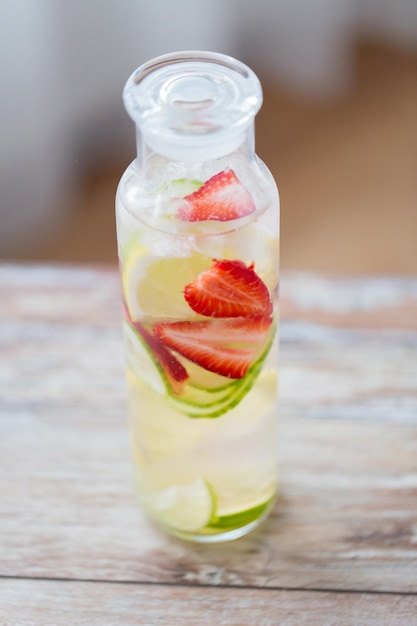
[{"xmin": 116, "ymin": 52, "xmax": 279, "ymax": 542}]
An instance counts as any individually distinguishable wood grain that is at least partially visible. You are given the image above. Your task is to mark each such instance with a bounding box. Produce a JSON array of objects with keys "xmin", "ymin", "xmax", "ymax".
[
  {"xmin": 1, "ymin": 579, "xmax": 416, "ymax": 626},
  {"xmin": 1, "ymin": 264, "xmax": 416, "ymax": 599}
]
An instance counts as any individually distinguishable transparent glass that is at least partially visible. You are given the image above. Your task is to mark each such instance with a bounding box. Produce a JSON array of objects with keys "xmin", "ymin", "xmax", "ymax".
[{"xmin": 116, "ymin": 51, "xmax": 279, "ymax": 542}]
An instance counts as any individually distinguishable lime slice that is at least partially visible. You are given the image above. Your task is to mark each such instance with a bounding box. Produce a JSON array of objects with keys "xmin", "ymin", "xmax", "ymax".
[
  {"xmin": 142, "ymin": 478, "xmax": 215, "ymax": 532},
  {"xmin": 157, "ymin": 177, "xmax": 203, "ymax": 198},
  {"xmin": 153, "ymin": 178, "xmax": 203, "ymax": 218},
  {"xmin": 168, "ymin": 178, "xmax": 203, "ymax": 197},
  {"xmin": 209, "ymin": 495, "xmax": 275, "ymax": 530},
  {"xmin": 123, "ymin": 252, "xmax": 210, "ymax": 321},
  {"xmin": 123, "ymin": 321, "xmax": 168, "ymax": 394}
]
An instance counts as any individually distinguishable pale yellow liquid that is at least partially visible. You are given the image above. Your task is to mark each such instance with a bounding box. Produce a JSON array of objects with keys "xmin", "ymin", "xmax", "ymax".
[
  {"xmin": 116, "ymin": 165, "xmax": 279, "ymax": 541},
  {"xmin": 126, "ymin": 339, "xmax": 278, "ymax": 537}
]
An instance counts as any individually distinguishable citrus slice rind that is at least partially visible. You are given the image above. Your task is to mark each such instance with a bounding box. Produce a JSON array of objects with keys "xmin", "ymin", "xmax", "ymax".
[
  {"xmin": 209, "ymin": 494, "xmax": 275, "ymax": 531},
  {"xmin": 141, "ymin": 478, "xmax": 215, "ymax": 532},
  {"xmin": 119, "ymin": 233, "xmax": 147, "ymax": 266},
  {"xmin": 168, "ymin": 178, "xmax": 203, "ymax": 198},
  {"xmin": 157, "ymin": 177, "xmax": 203, "ymax": 198}
]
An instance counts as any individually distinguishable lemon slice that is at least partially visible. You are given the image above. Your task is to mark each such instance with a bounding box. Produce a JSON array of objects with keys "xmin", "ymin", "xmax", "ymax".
[
  {"xmin": 120, "ymin": 233, "xmax": 147, "ymax": 265},
  {"xmin": 142, "ymin": 478, "xmax": 215, "ymax": 532},
  {"xmin": 123, "ymin": 252, "xmax": 210, "ymax": 321}
]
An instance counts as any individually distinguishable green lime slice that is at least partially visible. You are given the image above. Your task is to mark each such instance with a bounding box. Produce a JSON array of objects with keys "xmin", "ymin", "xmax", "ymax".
[
  {"xmin": 168, "ymin": 178, "xmax": 203, "ymax": 197},
  {"xmin": 156, "ymin": 177, "xmax": 203, "ymax": 199},
  {"xmin": 142, "ymin": 478, "xmax": 216, "ymax": 533},
  {"xmin": 209, "ymin": 495, "xmax": 275, "ymax": 530},
  {"xmin": 152, "ymin": 178, "xmax": 204, "ymax": 218}
]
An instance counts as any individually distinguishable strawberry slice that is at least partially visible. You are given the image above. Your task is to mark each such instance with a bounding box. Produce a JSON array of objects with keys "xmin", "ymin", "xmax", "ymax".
[
  {"xmin": 122, "ymin": 298, "xmax": 188, "ymax": 391},
  {"xmin": 154, "ymin": 317, "xmax": 272, "ymax": 379},
  {"xmin": 184, "ymin": 259, "xmax": 273, "ymax": 318},
  {"xmin": 176, "ymin": 169, "xmax": 256, "ymax": 222},
  {"xmin": 132, "ymin": 321, "xmax": 189, "ymax": 389}
]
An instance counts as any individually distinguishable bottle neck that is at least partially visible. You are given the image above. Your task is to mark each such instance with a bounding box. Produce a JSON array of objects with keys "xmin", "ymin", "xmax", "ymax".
[{"xmin": 135, "ymin": 122, "xmax": 255, "ymax": 167}]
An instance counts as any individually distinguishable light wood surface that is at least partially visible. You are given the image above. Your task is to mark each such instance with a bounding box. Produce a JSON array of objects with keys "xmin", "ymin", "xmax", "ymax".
[
  {"xmin": 1, "ymin": 264, "xmax": 416, "ymax": 623},
  {"xmin": 1, "ymin": 579, "xmax": 417, "ymax": 626}
]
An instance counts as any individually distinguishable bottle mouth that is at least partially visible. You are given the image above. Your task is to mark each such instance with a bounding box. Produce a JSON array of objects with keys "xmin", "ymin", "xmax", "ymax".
[{"xmin": 123, "ymin": 51, "xmax": 262, "ymax": 161}]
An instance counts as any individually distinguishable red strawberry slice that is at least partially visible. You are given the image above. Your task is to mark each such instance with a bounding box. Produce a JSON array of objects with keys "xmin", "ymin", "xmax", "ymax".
[
  {"xmin": 132, "ymin": 321, "xmax": 189, "ymax": 390},
  {"xmin": 154, "ymin": 317, "xmax": 272, "ymax": 379},
  {"xmin": 176, "ymin": 169, "xmax": 256, "ymax": 222},
  {"xmin": 184, "ymin": 259, "xmax": 273, "ymax": 318},
  {"xmin": 122, "ymin": 298, "xmax": 188, "ymax": 391}
]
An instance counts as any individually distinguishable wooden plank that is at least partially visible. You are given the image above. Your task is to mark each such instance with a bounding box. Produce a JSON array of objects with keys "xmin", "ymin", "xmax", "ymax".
[
  {"xmin": 1, "ymin": 578, "xmax": 416, "ymax": 626},
  {"xmin": 280, "ymin": 272, "xmax": 417, "ymax": 330},
  {"xmin": 1, "ymin": 265, "xmax": 416, "ymax": 593},
  {"xmin": 1, "ymin": 408, "xmax": 416, "ymax": 592}
]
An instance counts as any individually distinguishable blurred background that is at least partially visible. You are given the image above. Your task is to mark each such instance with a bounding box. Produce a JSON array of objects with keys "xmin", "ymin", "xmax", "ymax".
[{"xmin": 1, "ymin": 0, "xmax": 416, "ymax": 273}]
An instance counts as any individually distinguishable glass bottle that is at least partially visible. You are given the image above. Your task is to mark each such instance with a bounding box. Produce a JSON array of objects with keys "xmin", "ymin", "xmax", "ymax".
[{"xmin": 116, "ymin": 51, "xmax": 279, "ymax": 542}]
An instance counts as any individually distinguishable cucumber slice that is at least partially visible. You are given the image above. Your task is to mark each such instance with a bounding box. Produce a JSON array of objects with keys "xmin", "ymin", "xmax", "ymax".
[
  {"xmin": 169, "ymin": 382, "xmax": 239, "ymax": 410},
  {"xmin": 123, "ymin": 321, "xmax": 168, "ymax": 395},
  {"xmin": 177, "ymin": 358, "xmax": 243, "ymax": 392},
  {"xmin": 168, "ymin": 330, "xmax": 274, "ymax": 418},
  {"xmin": 183, "ymin": 360, "xmax": 261, "ymax": 419},
  {"xmin": 125, "ymin": 322, "xmax": 276, "ymax": 419}
]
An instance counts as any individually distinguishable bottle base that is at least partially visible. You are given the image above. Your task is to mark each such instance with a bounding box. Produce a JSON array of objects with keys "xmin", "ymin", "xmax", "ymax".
[{"xmin": 149, "ymin": 497, "xmax": 276, "ymax": 543}]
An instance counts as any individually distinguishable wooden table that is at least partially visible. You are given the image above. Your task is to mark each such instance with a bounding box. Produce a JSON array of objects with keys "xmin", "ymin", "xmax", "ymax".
[{"xmin": 1, "ymin": 263, "xmax": 416, "ymax": 625}]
